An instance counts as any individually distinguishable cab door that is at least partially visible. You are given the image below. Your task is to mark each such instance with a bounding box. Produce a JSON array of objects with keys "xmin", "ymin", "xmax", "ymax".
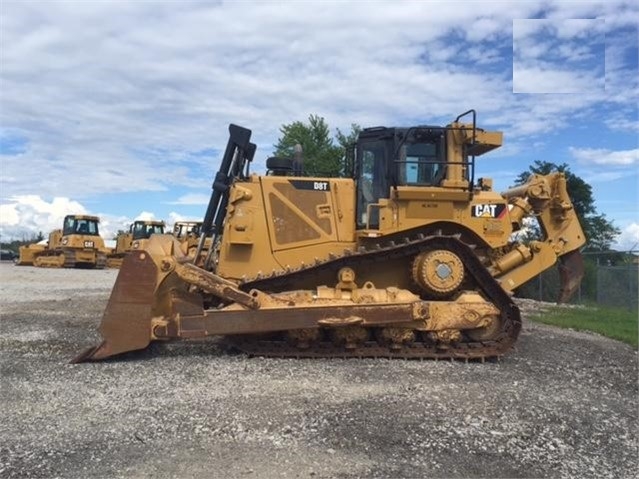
[{"xmin": 356, "ymin": 139, "xmax": 390, "ymax": 230}]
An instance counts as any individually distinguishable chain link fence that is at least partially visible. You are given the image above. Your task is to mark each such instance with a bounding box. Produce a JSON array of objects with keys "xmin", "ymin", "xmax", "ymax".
[{"xmin": 516, "ymin": 252, "xmax": 639, "ymax": 311}]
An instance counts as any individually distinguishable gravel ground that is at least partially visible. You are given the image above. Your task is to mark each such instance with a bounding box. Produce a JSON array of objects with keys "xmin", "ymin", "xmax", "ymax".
[{"xmin": 0, "ymin": 261, "xmax": 637, "ymax": 479}]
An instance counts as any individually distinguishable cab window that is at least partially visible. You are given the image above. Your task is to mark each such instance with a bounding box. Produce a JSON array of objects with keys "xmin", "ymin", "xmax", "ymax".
[
  {"xmin": 397, "ymin": 141, "xmax": 442, "ymax": 186},
  {"xmin": 64, "ymin": 217, "xmax": 99, "ymax": 236}
]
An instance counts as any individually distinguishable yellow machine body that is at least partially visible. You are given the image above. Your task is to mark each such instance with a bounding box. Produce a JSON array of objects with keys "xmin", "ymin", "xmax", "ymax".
[
  {"xmin": 75, "ymin": 114, "xmax": 586, "ymax": 363},
  {"xmin": 17, "ymin": 215, "xmax": 108, "ymax": 268},
  {"xmin": 172, "ymin": 221, "xmax": 211, "ymax": 264},
  {"xmin": 17, "ymin": 242, "xmax": 48, "ymax": 266},
  {"xmin": 106, "ymin": 220, "xmax": 165, "ymax": 269}
]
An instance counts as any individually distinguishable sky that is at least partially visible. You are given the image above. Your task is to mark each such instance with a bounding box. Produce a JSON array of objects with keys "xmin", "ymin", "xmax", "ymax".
[{"xmin": 1, "ymin": 0, "xmax": 638, "ymax": 250}]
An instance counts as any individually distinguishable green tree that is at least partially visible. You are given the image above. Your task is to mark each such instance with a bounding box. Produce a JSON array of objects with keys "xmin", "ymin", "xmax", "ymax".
[
  {"xmin": 273, "ymin": 115, "xmax": 360, "ymax": 177},
  {"xmin": 335, "ymin": 123, "xmax": 362, "ymax": 177},
  {"xmin": 515, "ymin": 160, "xmax": 620, "ymax": 251},
  {"xmin": 0, "ymin": 231, "xmax": 46, "ymax": 254}
]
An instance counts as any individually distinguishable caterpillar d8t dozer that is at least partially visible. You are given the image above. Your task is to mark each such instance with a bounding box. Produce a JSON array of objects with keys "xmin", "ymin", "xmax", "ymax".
[
  {"xmin": 106, "ymin": 220, "xmax": 166, "ymax": 268},
  {"xmin": 18, "ymin": 215, "xmax": 108, "ymax": 268},
  {"xmin": 74, "ymin": 111, "xmax": 586, "ymax": 363}
]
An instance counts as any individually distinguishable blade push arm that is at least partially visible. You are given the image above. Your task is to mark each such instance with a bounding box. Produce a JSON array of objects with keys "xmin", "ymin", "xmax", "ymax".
[
  {"xmin": 502, "ymin": 172, "xmax": 586, "ymax": 256},
  {"xmin": 494, "ymin": 173, "xmax": 587, "ymax": 301}
]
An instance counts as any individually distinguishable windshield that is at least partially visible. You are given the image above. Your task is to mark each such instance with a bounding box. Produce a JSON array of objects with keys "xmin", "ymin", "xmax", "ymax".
[
  {"xmin": 174, "ymin": 223, "xmax": 201, "ymax": 238},
  {"xmin": 396, "ymin": 140, "xmax": 443, "ymax": 186},
  {"xmin": 63, "ymin": 217, "xmax": 99, "ymax": 236},
  {"xmin": 132, "ymin": 223, "xmax": 164, "ymax": 240}
]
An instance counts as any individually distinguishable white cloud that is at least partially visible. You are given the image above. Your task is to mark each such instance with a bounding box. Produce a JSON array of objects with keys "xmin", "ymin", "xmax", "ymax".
[
  {"xmin": 0, "ymin": 195, "xmax": 167, "ymax": 241},
  {"xmin": 165, "ymin": 211, "xmax": 203, "ymax": 233},
  {"xmin": 97, "ymin": 215, "xmax": 131, "ymax": 241},
  {"xmin": 581, "ymin": 171, "xmax": 628, "ymax": 183},
  {"xmin": 0, "ymin": 195, "xmax": 87, "ymax": 240},
  {"xmin": 512, "ymin": 18, "xmax": 545, "ymax": 41},
  {"xmin": 513, "ymin": 66, "xmax": 604, "ymax": 93},
  {"xmin": 464, "ymin": 17, "xmax": 505, "ymax": 42},
  {"xmin": 569, "ymin": 147, "xmax": 639, "ymax": 166},
  {"xmin": 6, "ymin": 2, "xmax": 522, "ymax": 199},
  {"xmin": 556, "ymin": 43, "xmax": 597, "ymax": 63},
  {"xmin": 554, "ymin": 19, "xmax": 605, "ymax": 39},
  {"xmin": 167, "ymin": 193, "xmax": 210, "ymax": 206},
  {"xmin": 612, "ymin": 222, "xmax": 639, "ymax": 251},
  {"xmin": 167, "ymin": 211, "xmax": 200, "ymax": 224},
  {"xmin": 513, "ymin": 39, "xmax": 553, "ymax": 60},
  {"xmin": 513, "ymin": 18, "xmax": 605, "ymax": 93},
  {"xmin": 1, "ymin": 2, "xmax": 625, "ymax": 199},
  {"xmin": 135, "ymin": 211, "xmax": 159, "ymax": 221},
  {"xmin": 603, "ymin": 113, "xmax": 639, "ymax": 133},
  {"xmin": 0, "ymin": 1, "xmax": 636, "ymax": 237},
  {"xmin": 0, "ymin": 203, "xmax": 20, "ymax": 226}
]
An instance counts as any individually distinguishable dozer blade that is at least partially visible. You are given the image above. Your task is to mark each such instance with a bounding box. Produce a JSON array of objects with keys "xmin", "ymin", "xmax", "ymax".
[
  {"xmin": 557, "ymin": 249, "xmax": 585, "ymax": 304},
  {"xmin": 71, "ymin": 251, "xmax": 159, "ymax": 363}
]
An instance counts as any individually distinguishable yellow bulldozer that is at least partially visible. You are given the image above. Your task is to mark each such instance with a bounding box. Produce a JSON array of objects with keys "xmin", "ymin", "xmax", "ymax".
[
  {"xmin": 172, "ymin": 221, "xmax": 212, "ymax": 265},
  {"xmin": 106, "ymin": 220, "xmax": 165, "ymax": 268},
  {"xmin": 17, "ymin": 215, "xmax": 108, "ymax": 268},
  {"xmin": 172, "ymin": 220, "xmax": 202, "ymax": 255},
  {"xmin": 15, "ymin": 241, "xmax": 47, "ymax": 266},
  {"xmin": 74, "ymin": 111, "xmax": 586, "ymax": 363}
]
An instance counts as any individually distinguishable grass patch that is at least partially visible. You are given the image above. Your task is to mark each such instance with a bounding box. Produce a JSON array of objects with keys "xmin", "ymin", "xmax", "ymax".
[{"xmin": 528, "ymin": 305, "xmax": 638, "ymax": 348}]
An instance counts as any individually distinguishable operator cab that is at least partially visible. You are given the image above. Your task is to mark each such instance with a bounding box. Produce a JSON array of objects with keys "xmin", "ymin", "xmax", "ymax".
[
  {"xmin": 131, "ymin": 221, "xmax": 165, "ymax": 240},
  {"xmin": 63, "ymin": 215, "xmax": 100, "ymax": 236},
  {"xmin": 173, "ymin": 222, "xmax": 202, "ymax": 239},
  {"xmin": 355, "ymin": 126, "xmax": 447, "ymax": 228}
]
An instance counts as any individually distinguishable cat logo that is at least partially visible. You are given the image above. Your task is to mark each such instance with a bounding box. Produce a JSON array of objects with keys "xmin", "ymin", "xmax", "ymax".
[{"xmin": 472, "ymin": 203, "xmax": 507, "ymax": 218}]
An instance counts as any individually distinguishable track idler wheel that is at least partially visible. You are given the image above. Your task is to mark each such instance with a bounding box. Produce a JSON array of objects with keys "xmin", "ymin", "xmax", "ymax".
[
  {"xmin": 412, "ymin": 249, "xmax": 465, "ymax": 297},
  {"xmin": 465, "ymin": 316, "xmax": 502, "ymax": 341}
]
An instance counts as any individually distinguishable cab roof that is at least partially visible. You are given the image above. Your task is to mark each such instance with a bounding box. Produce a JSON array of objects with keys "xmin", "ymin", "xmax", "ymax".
[{"xmin": 65, "ymin": 214, "xmax": 100, "ymax": 222}]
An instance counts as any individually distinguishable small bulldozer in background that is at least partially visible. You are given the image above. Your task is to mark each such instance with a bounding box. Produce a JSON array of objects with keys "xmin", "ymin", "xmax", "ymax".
[
  {"xmin": 15, "ymin": 242, "xmax": 47, "ymax": 266},
  {"xmin": 106, "ymin": 220, "xmax": 165, "ymax": 268},
  {"xmin": 172, "ymin": 220, "xmax": 202, "ymax": 256},
  {"xmin": 172, "ymin": 221, "xmax": 212, "ymax": 265},
  {"xmin": 75, "ymin": 110, "xmax": 586, "ymax": 363},
  {"xmin": 17, "ymin": 215, "xmax": 108, "ymax": 268}
]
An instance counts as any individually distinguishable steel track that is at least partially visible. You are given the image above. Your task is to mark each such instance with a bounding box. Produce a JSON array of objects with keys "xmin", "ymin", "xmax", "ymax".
[{"xmin": 227, "ymin": 232, "xmax": 521, "ymax": 360}]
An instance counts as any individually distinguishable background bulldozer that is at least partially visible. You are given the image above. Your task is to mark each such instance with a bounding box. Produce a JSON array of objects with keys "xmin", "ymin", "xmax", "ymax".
[
  {"xmin": 172, "ymin": 220, "xmax": 202, "ymax": 256},
  {"xmin": 75, "ymin": 110, "xmax": 586, "ymax": 363},
  {"xmin": 172, "ymin": 221, "xmax": 212, "ymax": 264},
  {"xmin": 17, "ymin": 215, "xmax": 108, "ymax": 268},
  {"xmin": 106, "ymin": 220, "xmax": 165, "ymax": 268},
  {"xmin": 15, "ymin": 242, "xmax": 47, "ymax": 266}
]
